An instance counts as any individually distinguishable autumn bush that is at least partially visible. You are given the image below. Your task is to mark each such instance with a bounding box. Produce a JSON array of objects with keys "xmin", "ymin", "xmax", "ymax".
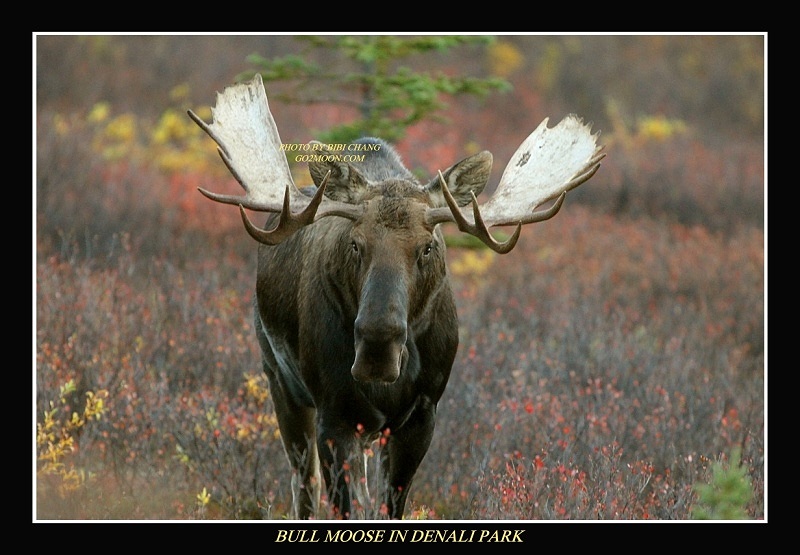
[
  {"xmin": 35, "ymin": 35, "xmax": 764, "ymax": 520},
  {"xmin": 417, "ymin": 207, "xmax": 763, "ymax": 519}
]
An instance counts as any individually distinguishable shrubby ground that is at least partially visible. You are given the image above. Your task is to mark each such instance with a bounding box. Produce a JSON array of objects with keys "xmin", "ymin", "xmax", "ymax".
[{"xmin": 35, "ymin": 35, "xmax": 764, "ymax": 520}]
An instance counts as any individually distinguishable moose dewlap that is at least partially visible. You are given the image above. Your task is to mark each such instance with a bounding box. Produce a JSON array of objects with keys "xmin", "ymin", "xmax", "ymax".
[{"xmin": 189, "ymin": 74, "xmax": 603, "ymax": 519}]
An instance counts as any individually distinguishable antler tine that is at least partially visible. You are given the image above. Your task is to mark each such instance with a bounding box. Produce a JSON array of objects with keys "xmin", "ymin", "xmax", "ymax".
[
  {"xmin": 188, "ymin": 108, "xmax": 254, "ymax": 204},
  {"xmin": 561, "ymin": 151, "xmax": 606, "ymax": 194},
  {"xmin": 190, "ymin": 75, "xmax": 363, "ymax": 245},
  {"xmin": 437, "ymin": 171, "xmax": 522, "ymax": 254},
  {"xmin": 240, "ymin": 172, "xmax": 332, "ymax": 245},
  {"xmin": 187, "ymin": 75, "xmax": 301, "ymax": 213},
  {"xmin": 478, "ymin": 116, "xmax": 603, "ymax": 228},
  {"xmin": 427, "ymin": 115, "xmax": 602, "ymax": 253}
]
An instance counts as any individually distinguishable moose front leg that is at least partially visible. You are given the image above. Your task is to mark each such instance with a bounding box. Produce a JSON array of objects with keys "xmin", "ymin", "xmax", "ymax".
[
  {"xmin": 317, "ymin": 423, "xmax": 358, "ymax": 519},
  {"xmin": 381, "ymin": 397, "xmax": 437, "ymax": 519},
  {"xmin": 263, "ymin": 372, "xmax": 321, "ymax": 519}
]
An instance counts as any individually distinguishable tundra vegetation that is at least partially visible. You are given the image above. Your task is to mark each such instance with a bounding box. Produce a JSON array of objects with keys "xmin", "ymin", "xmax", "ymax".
[{"xmin": 35, "ymin": 35, "xmax": 764, "ymax": 520}]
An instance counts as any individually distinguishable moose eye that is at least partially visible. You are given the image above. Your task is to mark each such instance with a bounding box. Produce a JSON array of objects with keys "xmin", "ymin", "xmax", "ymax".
[
  {"xmin": 422, "ymin": 243, "xmax": 433, "ymax": 257},
  {"xmin": 351, "ymin": 241, "xmax": 359, "ymax": 254}
]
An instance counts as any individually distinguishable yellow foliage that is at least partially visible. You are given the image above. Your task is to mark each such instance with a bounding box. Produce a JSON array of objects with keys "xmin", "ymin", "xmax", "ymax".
[
  {"xmin": 605, "ymin": 98, "xmax": 689, "ymax": 151},
  {"xmin": 36, "ymin": 381, "xmax": 109, "ymax": 497},
  {"xmin": 148, "ymin": 107, "xmax": 221, "ymax": 174},
  {"xmin": 195, "ymin": 487, "xmax": 212, "ymax": 519},
  {"xmin": 152, "ymin": 109, "xmax": 194, "ymax": 144},
  {"xmin": 406, "ymin": 504, "xmax": 434, "ymax": 520},
  {"xmin": 536, "ymin": 43, "xmax": 562, "ymax": 93},
  {"xmin": 154, "ymin": 147, "xmax": 212, "ymax": 174},
  {"xmin": 244, "ymin": 373, "xmax": 270, "ymax": 404},
  {"xmin": 65, "ymin": 100, "xmax": 223, "ymax": 174},
  {"xmin": 90, "ymin": 112, "xmax": 138, "ymax": 161},
  {"xmin": 98, "ymin": 144, "xmax": 127, "ymax": 161},
  {"xmin": 87, "ymin": 102, "xmax": 110, "ymax": 124},
  {"xmin": 191, "ymin": 105, "xmax": 212, "ymax": 122},
  {"xmin": 488, "ymin": 41, "xmax": 524, "ymax": 78},
  {"xmin": 104, "ymin": 113, "xmax": 137, "ymax": 143},
  {"xmin": 170, "ymin": 83, "xmax": 191, "ymax": 103},
  {"xmin": 197, "ymin": 487, "xmax": 211, "ymax": 507},
  {"xmin": 636, "ymin": 115, "xmax": 688, "ymax": 141},
  {"xmin": 450, "ymin": 250, "xmax": 496, "ymax": 277}
]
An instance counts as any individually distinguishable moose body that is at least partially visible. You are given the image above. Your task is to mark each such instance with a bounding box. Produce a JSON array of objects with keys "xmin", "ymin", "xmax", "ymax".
[
  {"xmin": 255, "ymin": 139, "xmax": 462, "ymax": 518},
  {"xmin": 189, "ymin": 75, "xmax": 603, "ymax": 519}
]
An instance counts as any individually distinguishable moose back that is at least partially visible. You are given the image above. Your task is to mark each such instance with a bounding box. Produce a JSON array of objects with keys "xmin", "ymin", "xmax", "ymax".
[{"xmin": 189, "ymin": 75, "xmax": 603, "ymax": 519}]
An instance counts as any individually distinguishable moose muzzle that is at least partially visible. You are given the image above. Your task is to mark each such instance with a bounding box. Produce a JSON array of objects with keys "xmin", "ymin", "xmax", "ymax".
[
  {"xmin": 351, "ymin": 336, "xmax": 408, "ymax": 383},
  {"xmin": 351, "ymin": 266, "xmax": 409, "ymax": 383}
]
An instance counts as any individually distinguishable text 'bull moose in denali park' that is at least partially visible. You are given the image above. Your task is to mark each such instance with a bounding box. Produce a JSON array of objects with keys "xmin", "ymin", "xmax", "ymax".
[{"xmin": 188, "ymin": 74, "xmax": 604, "ymax": 519}]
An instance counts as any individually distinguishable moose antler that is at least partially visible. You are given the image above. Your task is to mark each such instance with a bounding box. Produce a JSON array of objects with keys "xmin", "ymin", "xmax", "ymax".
[
  {"xmin": 192, "ymin": 75, "xmax": 603, "ymax": 250},
  {"xmin": 188, "ymin": 74, "xmax": 362, "ymax": 244},
  {"xmin": 427, "ymin": 116, "xmax": 604, "ymax": 253}
]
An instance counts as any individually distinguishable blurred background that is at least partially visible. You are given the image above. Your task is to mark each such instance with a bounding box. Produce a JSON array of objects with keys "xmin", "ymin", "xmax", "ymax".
[{"xmin": 34, "ymin": 34, "xmax": 765, "ymax": 520}]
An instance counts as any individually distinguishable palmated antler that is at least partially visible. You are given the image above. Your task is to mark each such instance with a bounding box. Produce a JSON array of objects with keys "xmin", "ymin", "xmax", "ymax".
[
  {"xmin": 188, "ymin": 74, "xmax": 362, "ymax": 245},
  {"xmin": 427, "ymin": 116, "xmax": 605, "ymax": 253}
]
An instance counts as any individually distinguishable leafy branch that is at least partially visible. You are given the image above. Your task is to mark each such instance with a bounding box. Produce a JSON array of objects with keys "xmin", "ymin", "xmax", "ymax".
[{"xmin": 241, "ymin": 35, "xmax": 511, "ymax": 143}]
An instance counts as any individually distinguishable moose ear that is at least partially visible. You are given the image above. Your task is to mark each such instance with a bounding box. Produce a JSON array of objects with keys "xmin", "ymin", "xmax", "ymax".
[
  {"xmin": 425, "ymin": 151, "xmax": 493, "ymax": 207},
  {"xmin": 308, "ymin": 141, "xmax": 369, "ymax": 202}
]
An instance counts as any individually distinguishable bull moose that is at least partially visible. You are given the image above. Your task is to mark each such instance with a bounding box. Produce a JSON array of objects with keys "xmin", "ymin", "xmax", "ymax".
[{"xmin": 189, "ymin": 75, "xmax": 603, "ymax": 519}]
